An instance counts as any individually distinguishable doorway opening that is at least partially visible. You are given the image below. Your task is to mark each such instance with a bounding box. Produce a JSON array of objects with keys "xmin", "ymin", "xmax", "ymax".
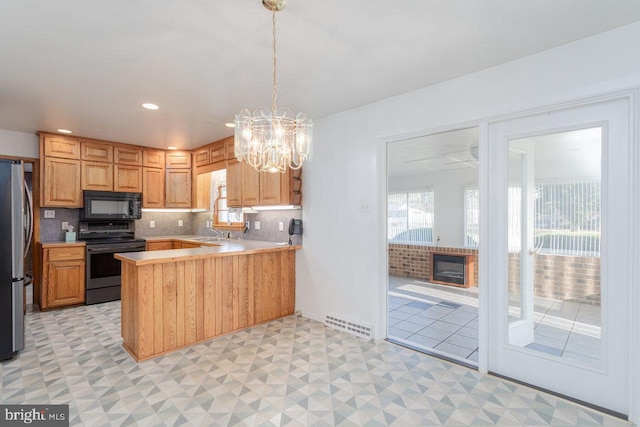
[{"xmin": 386, "ymin": 127, "xmax": 480, "ymax": 366}]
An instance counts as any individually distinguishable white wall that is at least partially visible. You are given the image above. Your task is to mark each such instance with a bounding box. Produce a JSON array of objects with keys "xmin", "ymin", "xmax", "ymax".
[
  {"xmin": 297, "ymin": 21, "xmax": 640, "ymax": 337},
  {"xmin": 389, "ymin": 167, "xmax": 478, "ymax": 247},
  {"xmin": 0, "ymin": 129, "xmax": 38, "ymax": 158}
]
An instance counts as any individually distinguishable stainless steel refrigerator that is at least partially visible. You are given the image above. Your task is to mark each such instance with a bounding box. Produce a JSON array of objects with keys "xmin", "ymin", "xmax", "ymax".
[{"xmin": 0, "ymin": 159, "xmax": 28, "ymax": 360}]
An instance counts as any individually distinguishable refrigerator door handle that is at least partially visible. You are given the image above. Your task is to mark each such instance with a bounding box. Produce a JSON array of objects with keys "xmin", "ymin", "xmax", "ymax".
[
  {"xmin": 11, "ymin": 162, "xmax": 24, "ymax": 280},
  {"xmin": 24, "ymin": 179, "xmax": 33, "ymax": 260},
  {"xmin": 12, "ymin": 280, "xmax": 24, "ymax": 352}
]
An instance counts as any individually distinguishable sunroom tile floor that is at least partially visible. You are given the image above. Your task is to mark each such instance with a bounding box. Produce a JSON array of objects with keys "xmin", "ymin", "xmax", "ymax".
[
  {"xmin": 0, "ymin": 300, "xmax": 627, "ymax": 426},
  {"xmin": 388, "ymin": 276, "xmax": 602, "ymax": 368}
]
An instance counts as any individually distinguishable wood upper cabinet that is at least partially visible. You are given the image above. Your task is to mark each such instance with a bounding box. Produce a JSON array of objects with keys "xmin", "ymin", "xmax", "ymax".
[
  {"xmin": 115, "ymin": 165, "xmax": 142, "ymax": 192},
  {"xmin": 39, "ymin": 131, "xmax": 174, "ymax": 207},
  {"xmin": 259, "ymin": 169, "xmax": 291, "ymax": 205},
  {"xmin": 226, "ymin": 160, "xmax": 242, "ymax": 207},
  {"xmin": 195, "ymin": 172, "xmax": 212, "ymax": 210},
  {"xmin": 241, "ymin": 162, "xmax": 260, "ymax": 206},
  {"xmin": 165, "ymin": 169, "xmax": 192, "ymax": 207},
  {"xmin": 194, "ymin": 148, "xmax": 210, "ymax": 167},
  {"xmin": 43, "ymin": 135, "xmax": 80, "ymax": 159},
  {"xmin": 41, "ymin": 245, "xmax": 85, "ymax": 310},
  {"xmin": 142, "ymin": 167, "xmax": 165, "ymax": 208},
  {"xmin": 209, "ymin": 140, "xmax": 226, "ymax": 164},
  {"xmin": 115, "ymin": 146, "xmax": 143, "ymax": 165},
  {"xmin": 42, "ymin": 157, "xmax": 82, "ymax": 207},
  {"xmin": 166, "ymin": 151, "xmax": 192, "ymax": 169},
  {"xmin": 143, "ymin": 149, "xmax": 165, "ymax": 168},
  {"xmin": 81, "ymin": 141, "xmax": 113, "ymax": 162},
  {"xmin": 225, "ymin": 137, "xmax": 235, "ymax": 160},
  {"xmin": 81, "ymin": 161, "xmax": 114, "ymax": 191}
]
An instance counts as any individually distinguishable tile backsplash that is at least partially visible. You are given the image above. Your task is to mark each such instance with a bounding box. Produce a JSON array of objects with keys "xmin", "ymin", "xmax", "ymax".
[
  {"xmin": 135, "ymin": 212, "xmax": 195, "ymax": 237},
  {"xmin": 39, "ymin": 208, "xmax": 302, "ymax": 244},
  {"xmin": 39, "ymin": 208, "xmax": 80, "ymax": 242},
  {"xmin": 243, "ymin": 210, "xmax": 303, "ymax": 245},
  {"xmin": 194, "ymin": 209, "xmax": 303, "ymax": 245}
]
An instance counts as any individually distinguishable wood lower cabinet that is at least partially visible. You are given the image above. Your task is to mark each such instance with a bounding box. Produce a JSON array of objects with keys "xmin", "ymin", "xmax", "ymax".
[
  {"xmin": 40, "ymin": 244, "xmax": 86, "ymax": 310},
  {"xmin": 146, "ymin": 240, "xmax": 175, "ymax": 251},
  {"xmin": 42, "ymin": 157, "xmax": 82, "ymax": 207},
  {"xmin": 115, "ymin": 165, "xmax": 142, "ymax": 192},
  {"xmin": 118, "ymin": 247, "xmax": 297, "ymax": 361},
  {"xmin": 142, "ymin": 167, "xmax": 165, "ymax": 208},
  {"xmin": 81, "ymin": 161, "xmax": 114, "ymax": 191},
  {"xmin": 174, "ymin": 242, "xmax": 201, "ymax": 249},
  {"xmin": 166, "ymin": 169, "xmax": 192, "ymax": 208}
]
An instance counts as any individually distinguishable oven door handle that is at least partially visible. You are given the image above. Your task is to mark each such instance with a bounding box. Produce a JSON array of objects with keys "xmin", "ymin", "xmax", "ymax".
[{"xmin": 87, "ymin": 245, "xmax": 146, "ymax": 254}]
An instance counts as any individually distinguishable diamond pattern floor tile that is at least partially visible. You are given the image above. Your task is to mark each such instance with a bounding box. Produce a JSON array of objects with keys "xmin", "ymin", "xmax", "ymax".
[{"xmin": 0, "ymin": 300, "xmax": 628, "ymax": 426}]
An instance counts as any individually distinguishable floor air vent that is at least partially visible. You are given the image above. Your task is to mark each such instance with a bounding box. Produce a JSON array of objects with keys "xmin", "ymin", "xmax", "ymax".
[{"xmin": 325, "ymin": 314, "xmax": 373, "ymax": 339}]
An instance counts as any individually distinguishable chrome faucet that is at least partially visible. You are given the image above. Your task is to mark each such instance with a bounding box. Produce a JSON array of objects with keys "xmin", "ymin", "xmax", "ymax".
[{"xmin": 209, "ymin": 227, "xmax": 225, "ymax": 239}]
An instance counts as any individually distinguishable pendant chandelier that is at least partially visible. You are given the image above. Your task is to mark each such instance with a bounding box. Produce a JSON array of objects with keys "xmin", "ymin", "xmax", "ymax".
[{"xmin": 234, "ymin": 0, "xmax": 313, "ymax": 173}]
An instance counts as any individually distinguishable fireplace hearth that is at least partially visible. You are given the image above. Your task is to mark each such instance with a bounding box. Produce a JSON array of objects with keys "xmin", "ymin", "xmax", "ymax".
[{"xmin": 431, "ymin": 253, "xmax": 475, "ymax": 288}]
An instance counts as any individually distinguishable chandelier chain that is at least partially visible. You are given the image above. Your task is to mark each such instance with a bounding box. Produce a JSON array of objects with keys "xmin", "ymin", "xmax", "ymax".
[{"xmin": 272, "ymin": 8, "xmax": 277, "ymax": 113}]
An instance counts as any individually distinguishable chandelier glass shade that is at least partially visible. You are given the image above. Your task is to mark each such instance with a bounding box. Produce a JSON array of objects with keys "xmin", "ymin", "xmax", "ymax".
[{"xmin": 234, "ymin": 0, "xmax": 313, "ymax": 173}]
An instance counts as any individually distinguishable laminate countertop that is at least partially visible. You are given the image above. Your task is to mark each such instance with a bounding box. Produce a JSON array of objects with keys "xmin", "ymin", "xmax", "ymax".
[
  {"xmin": 39, "ymin": 241, "xmax": 86, "ymax": 248},
  {"xmin": 115, "ymin": 238, "xmax": 300, "ymax": 266}
]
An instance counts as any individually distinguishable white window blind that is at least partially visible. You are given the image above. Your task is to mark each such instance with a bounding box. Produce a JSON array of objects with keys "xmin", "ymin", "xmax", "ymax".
[
  {"xmin": 464, "ymin": 179, "xmax": 600, "ymax": 256},
  {"xmin": 388, "ymin": 190, "xmax": 434, "ymax": 244},
  {"xmin": 534, "ymin": 179, "xmax": 600, "ymax": 256}
]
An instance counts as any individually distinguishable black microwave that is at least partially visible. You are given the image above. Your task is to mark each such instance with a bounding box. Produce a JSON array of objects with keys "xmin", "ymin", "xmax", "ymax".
[{"xmin": 81, "ymin": 191, "xmax": 142, "ymax": 220}]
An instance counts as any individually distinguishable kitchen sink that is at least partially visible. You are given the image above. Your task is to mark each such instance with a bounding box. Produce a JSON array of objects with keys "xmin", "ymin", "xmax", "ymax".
[{"xmin": 188, "ymin": 236, "xmax": 226, "ymax": 242}]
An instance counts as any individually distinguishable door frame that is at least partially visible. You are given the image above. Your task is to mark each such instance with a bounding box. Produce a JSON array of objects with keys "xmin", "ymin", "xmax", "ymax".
[
  {"xmin": 377, "ymin": 122, "xmax": 488, "ymax": 369},
  {"xmin": 376, "ymin": 87, "xmax": 639, "ymax": 423}
]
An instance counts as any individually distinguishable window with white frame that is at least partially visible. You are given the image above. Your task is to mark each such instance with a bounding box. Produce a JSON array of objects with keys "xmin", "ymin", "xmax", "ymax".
[
  {"xmin": 464, "ymin": 179, "xmax": 600, "ymax": 256},
  {"xmin": 464, "ymin": 185, "xmax": 479, "ymax": 247},
  {"xmin": 388, "ymin": 190, "xmax": 434, "ymax": 244}
]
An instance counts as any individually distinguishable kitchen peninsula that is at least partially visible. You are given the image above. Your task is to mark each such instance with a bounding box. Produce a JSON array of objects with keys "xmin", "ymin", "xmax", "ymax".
[{"xmin": 115, "ymin": 239, "xmax": 300, "ymax": 361}]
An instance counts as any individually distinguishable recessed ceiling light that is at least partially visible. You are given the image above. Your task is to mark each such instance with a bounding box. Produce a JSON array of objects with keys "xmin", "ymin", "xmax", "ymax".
[
  {"xmin": 167, "ymin": 146, "xmax": 178, "ymax": 150},
  {"xmin": 142, "ymin": 103, "xmax": 159, "ymax": 110},
  {"xmin": 57, "ymin": 129, "xmax": 73, "ymax": 134},
  {"xmin": 225, "ymin": 122, "xmax": 235, "ymax": 128}
]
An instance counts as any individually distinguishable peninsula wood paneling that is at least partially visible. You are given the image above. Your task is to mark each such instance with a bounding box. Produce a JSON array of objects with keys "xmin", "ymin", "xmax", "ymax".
[{"xmin": 120, "ymin": 249, "xmax": 296, "ymax": 361}]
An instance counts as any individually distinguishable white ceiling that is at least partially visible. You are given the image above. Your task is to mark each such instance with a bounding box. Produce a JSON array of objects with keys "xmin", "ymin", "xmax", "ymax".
[
  {"xmin": 387, "ymin": 127, "xmax": 479, "ymax": 177},
  {"xmin": 1, "ymin": 1, "xmax": 640, "ymax": 150},
  {"xmin": 388, "ymin": 125, "xmax": 602, "ymax": 179}
]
